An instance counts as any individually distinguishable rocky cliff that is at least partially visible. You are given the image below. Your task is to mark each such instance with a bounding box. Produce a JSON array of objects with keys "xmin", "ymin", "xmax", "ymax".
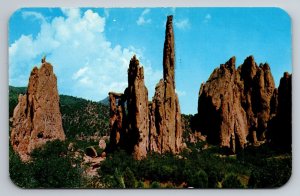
[
  {"xmin": 10, "ymin": 60, "xmax": 65, "ymax": 161},
  {"xmin": 197, "ymin": 56, "xmax": 276, "ymax": 152},
  {"xmin": 108, "ymin": 15, "xmax": 183, "ymax": 159}
]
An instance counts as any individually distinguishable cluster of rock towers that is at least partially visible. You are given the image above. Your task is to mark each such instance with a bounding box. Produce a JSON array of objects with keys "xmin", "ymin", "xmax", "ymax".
[
  {"xmin": 108, "ymin": 15, "xmax": 183, "ymax": 159},
  {"xmin": 196, "ymin": 56, "xmax": 292, "ymax": 153}
]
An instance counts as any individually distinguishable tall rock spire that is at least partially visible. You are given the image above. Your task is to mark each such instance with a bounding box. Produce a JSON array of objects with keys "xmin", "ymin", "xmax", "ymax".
[
  {"xmin": 163, "ymin": 15, "xmax": 175, "ymax": 86},
  {"xmin": 127, "ymin": 55, "xmax": 149, "ymax": 160},
  {"xmin": 150, "ymin": 15, "xmax": 183, "ymax": 153},
  {"xmin": 10, "ymin": 60, "xmax": 65, "ymax": 161},
  {"xmin": 108, "ymin": 15, "xmax": 184, "ymax": 158}
]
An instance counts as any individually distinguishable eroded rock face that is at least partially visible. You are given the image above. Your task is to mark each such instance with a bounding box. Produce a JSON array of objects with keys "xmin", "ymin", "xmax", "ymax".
[
  {"xmin": 149, "ymin": 15, "xmax": 183, "ymax": 154},
  {"xmin": 269, "ymin": 72, "xmax": 292, "ymax": 151},
  {"xmin": 108, "ymin": 92, "xmax": 125, "ymax": 151},
  {"xmin": 197, "ymin": 57, "xmax": 247, "ymax": 152},
  {"xmin": 127, "ymin": 56, "xmax": 149, "ymax": 159},
  {"xmin": 197, "ymin": 56, "xmax": 276, "ymax": 152},
  {"xmin": 108, "ymin": 56, "xmax": 149, "ymax": 160},
  {"xmin": 238, "ymin": 56, "xmax": 275, "ymax": 142},
  {"xmin": 10, "ymin": 61, "xmax": 65, "ymax": 161}
]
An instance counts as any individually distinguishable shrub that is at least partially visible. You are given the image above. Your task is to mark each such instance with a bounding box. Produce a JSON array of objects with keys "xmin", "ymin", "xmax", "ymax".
[
  {"xmin": 9, "ymin": 148, "xmax": 36, "ymax": 188},
  {"xmin": 29, "ymin": 140, "xmax": 82, "ymax": 188},
  {"xmin": 222, "ymin": 174, "xmax": 243, "ymax": 188},
  {"xmin": 123, "ymin": 167, "xmax": 136, "ymax": 188},
  {"xmin": 186, "ymin": 169, "xmax": 208, "ymax": 188},
  {"xmin": 136, "ymin": 181, "xmax": 144, "ymax": 188},
  {"xmin": 150, "ymin": 181, "xmax": 161, "ymax": 188},
  {"xmin": 248, "ymin": 158, "xmax": 292, "ymax": 188}
]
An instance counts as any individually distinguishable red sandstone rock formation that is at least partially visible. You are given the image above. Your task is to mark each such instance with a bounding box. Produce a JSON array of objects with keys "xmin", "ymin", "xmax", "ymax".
[
  {"xmin": 108, "ymin": 56, "xmax": 149, "ymax": 160},
  {"xmin": 238, "ymin": 56, "xmax": 275, "ymax": 142},
  {"xmin": 10, "ymin": 60, "xmax": 65, "ymax": 161},
  {"xmin": 108, "ymin": 92, "xmax": 125, "ymax": 150},
  {"xmin": 149, "ymin": 16, "xmax": 183, "ymax": 153},
  {"xmin": 127, "ymin": 56, "xmax": 149, "ymax": 159},
  {"xmin": 108, "ymin": 15, "xmax": 183, "ymax": 158},
  {"xmin": 197, "ymin": 56, "xmax": 276, "ymax": 152},
  {"xmin": 197, "ymin": 57, "xmax": 247, "ymax": 152}
]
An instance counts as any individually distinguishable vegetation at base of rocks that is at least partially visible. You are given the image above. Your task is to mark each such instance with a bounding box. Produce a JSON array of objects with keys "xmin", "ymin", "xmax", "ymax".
[
  {"xmin": 97, "ymin": 142, "xmax": 291, "ymax": 189},
  {"xmin": 9, "ymin": 133, "xmax": 291, "ymax": 189},
  {"xmin": 9, "ymin": 140, "xmax": 83, "ymax": 188}
]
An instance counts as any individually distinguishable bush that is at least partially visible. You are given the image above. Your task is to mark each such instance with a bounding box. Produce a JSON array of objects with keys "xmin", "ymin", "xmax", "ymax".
[
  {"xmin": 136, "ymin": 181, "xmax": 144, "ymax": 188},
  {"xmin": 248, "ymin": 158, "xmax": 291, "ymax": 188},
  {"xmin": 123, "ymin": 167, "xmax": 136, "ymax": 188},
  {"xmin": 185, "ymin": 169, "xmax": 208, "ymax": 188},
  {"xmin": 222, "ymin": 174, "xmax": 243, "ymax": 188},
  {"xmin": 29, "ymin": 140, "xmax": 82, "ymax": 188},
  {"xmin": 150, "ymin": 181, "xmax": 160, "ymax": 188},
  {"xmin": 9, "ymin": 148, "xmax": 36, "ymax": 188},
  {"xmin": 10, "ymin": 140, "xmax": 83, "ymax": 188}
]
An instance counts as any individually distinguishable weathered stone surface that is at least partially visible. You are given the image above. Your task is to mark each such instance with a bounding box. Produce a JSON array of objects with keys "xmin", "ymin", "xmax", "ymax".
[
  {"xmin": 197, "ymin": 56, "xmax": 276, "ymax": 152},
  {"xmin": 10, "ymin": 60, "xmax": 65, "ymax": 161},
  {"xmin": 238, "ymin": 56, "xmax": 275, "ymax": 142},
  {"xmin": 108, "ymin": 92, "xmax": 125, "ymax": 151},
  {"xmin": 269, "ymin": 72, "xmax": 292, "ymax": 151},
  {"xmin": 149, "ymin": 15, "xmax": 183, "ymax": 154},
  {"xmin": 127, "ymin": 56, "xmax": 149, "ymax": 160},
  {"xmin": 197, "ymin": 57, "xmax": 248, "ymax": 152},
  {"xmin": 108, "ymin": 56, "xmax": 149, "ymax": 160}
]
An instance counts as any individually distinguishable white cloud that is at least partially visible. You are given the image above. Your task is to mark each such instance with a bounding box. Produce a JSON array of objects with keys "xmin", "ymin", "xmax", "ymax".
[
  {"xmin": 174, "ymin": 18, "xmax": 190, "ymax": 30},
  {"xmin": 72, "ymin": 67, "xmax": 89, "ymax": 80},
  {"xmin": 9, "ymin": 8, "xmax": 161, "ymax": 101},
  {"xmin": 204, "ymin": 14, "xmax": 212, "ymax": 23},
  {"xmin": 22, "ymin": 11, "xmax": 46, "ymax": 23},
  {"xmin": 136, "ymin": 9, "xmax": 152, "ymax": 25},
  {"xmin": 175, "ymin": 89, "xmax": 187, "ymax": 97}
]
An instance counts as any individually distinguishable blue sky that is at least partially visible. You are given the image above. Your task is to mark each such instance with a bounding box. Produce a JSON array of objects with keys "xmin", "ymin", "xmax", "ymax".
[{"xmin": 9, "ymin": 8, "xmax": 291, "ymax": 114}]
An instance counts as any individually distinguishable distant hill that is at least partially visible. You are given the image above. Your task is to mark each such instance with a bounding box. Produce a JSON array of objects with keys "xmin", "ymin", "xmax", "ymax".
[
  {"xmin": 100, "ymin": 96, "xmax": 110, "ymax": 106},
  {"xmin": 9, "ymin": 86, "xmax": 110, "ymax": 139}
]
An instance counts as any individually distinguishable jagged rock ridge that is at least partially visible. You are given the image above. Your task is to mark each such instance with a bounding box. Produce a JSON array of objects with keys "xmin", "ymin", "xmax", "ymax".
[
  {"xmin": 10, "ymin": 60, "xmax": 65, "ymax": 161},
  {"xmin": 197, "ymin": 56, "xmax": 277, "ymax": 152},
  {"xmin": 108, "ymin": 15, "xmax": 183, "ymax": 159}
]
